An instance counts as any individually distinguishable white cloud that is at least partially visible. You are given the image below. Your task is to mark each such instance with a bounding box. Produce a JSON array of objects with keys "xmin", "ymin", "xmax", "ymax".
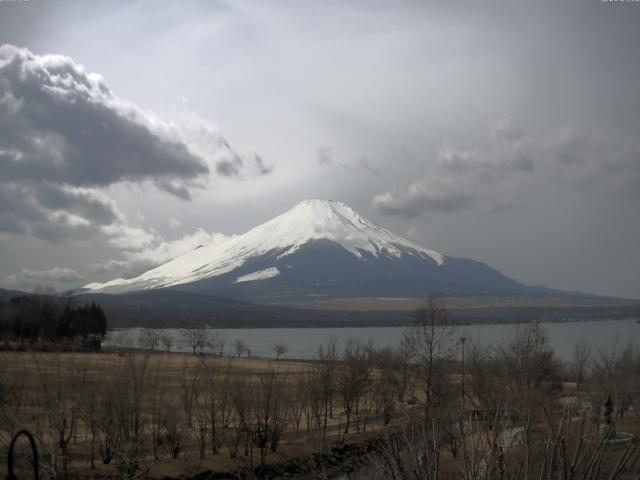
[
  {"xmin": 1, "ymin": 267, "xmax": 83, "ymax": 290},
  {"xmin": 90, "ymin": 228, "xmax": 235, "ymax": 277}
]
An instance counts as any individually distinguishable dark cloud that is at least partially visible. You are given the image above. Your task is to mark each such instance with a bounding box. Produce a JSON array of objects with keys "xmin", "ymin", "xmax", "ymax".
[
  {"xmin": 216, "ymin": 153, "xmax": 244, "ymax": 177},
  {"xmin": 33, "ymin": 183, "xmax": 118, "ymax": 226},
  {"xmin": 214, "ymin": 151, "xmax": 273, "ymax": 178},
  {"xmin": 0, "ymin": 180, "xmax": 123, "ymax": 242},
  {"xmin": 0, "ymin": 44, "xmax": 211, "ymax": 245},
  {"xmin": 549, "ymin": 127, "xmax": 640, "ymax": 199},
  {"xmin": 0, "ymin": 183, "xmax": 47, "ymax": 234},
  {"xmin": 253, "ymin": 153, "xmax": 273, "ymax": 175},
  {"xmin": 154, "ymin": 180, "xmax": 192, "ymax": 201},
  {"xmin": 317, "ymin": 146, "xmax": 334, "ymax": 167},
  {"xmin": 374, "ymin": 121, "xmax": 537, "ymax": 218},
  {"xmin": 0, "ymin": 45, "xmax": 209, "ymax": 195},
  {"xmin": 0, "ymin": 44, "xmax": 273, "ymax": 247}
]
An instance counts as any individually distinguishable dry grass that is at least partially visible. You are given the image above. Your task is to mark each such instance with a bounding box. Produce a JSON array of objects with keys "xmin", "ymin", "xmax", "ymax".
[{"xmin": 0, "ymin": 349, "xmax": 412, "ymax": 479}]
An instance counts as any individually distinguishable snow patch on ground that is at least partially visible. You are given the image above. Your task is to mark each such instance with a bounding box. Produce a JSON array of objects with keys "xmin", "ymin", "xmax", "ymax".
[{"xmin": 234, "ymin": 267, "xmax": 280, "ymax": 283}]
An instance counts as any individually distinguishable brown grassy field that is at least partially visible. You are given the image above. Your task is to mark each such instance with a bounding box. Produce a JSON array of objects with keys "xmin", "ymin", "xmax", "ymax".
[{"xmin": 0, "ymin": 348, "xmax": 418, "ymax": 479}]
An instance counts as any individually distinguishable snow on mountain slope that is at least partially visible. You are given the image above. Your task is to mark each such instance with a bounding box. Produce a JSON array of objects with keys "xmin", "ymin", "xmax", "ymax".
[
  {"xmin": 234, "ymin": 267, "xmax": 281, "ymax": 283},
  {"xmin": 84, "ymin": 200, "xmax": 444, "ymax": 294}
]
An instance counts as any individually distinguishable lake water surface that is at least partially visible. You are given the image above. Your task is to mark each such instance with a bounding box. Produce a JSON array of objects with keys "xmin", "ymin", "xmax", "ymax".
[{"xmin": 104, "ymin": 318, "xmax": 639, "ymax": 361}]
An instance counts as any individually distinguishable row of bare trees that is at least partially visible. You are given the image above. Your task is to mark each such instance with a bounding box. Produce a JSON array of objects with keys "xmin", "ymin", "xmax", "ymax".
[
  {"xmin": 138, "ymin": 328, "xmax": 287, "ymax": 360},
  {"xmin": 137, "ymin": 328, "xmax": 227, "ymax": 357}
]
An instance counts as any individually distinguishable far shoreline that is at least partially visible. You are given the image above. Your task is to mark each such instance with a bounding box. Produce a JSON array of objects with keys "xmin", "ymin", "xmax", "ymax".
[{"xmin": 106, "ymin": 314, "xmax": 640, "ymax": 331}]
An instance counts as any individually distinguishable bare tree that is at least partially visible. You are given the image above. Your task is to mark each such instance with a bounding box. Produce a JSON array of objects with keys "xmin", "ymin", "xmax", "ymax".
[
  {"xmin": 375, "ymin": 414, "xmax": 442, "ymax": 480},
  {"xmin": 304, "ymin": 369, "xmax": 324, "ymax": 433},
  {"xmin": 189, "ymin": 360, "xmax": 209, "ymax": 459},
  {"xmin": 233, "ymin": 339, "xmax": 247, "ymax": 358},
  {"xmin": 80, "ymin": 375, "xmax": 101, "ymax": 470},
  {"xmin": 312, "ymin": 339, "xmax": 338, "ymax": 450},
  {"xmin": 338, "ymin": 338, "xmax": 372, "ymax": 433},
  {"xmin": 138, "ymin": 328, "xmax": 161, "ymax": 353},
  {"xmin": 107, "ymin": 350, "xmax": 150, "ymax": 478},
  {"xmin": 206, "ymin": 331, "xmax": 226, "ymax": 357},
  {"xmin": 228, "ymin": 375, "xmax": 250, "ymax": 459},
  {"xmin": 160, "ymin": 334, "xmax": 173, "ymax": 356},
  {"xmin": 0, "ymin": 360, "xmax": 25, "ymax": 448},
  {"xmin": 467, "ymin": 342, "xmax": 511, "ymax": 415},
  {"xmin": 290, "ymin": 372, "xmax": 308, "ymax": 436},
  {"xmin": 571, "ymin": 338, "xmax": 592, "ymax": 393},
  {"xmin": 181, "ymin": 327, "xmax": 208, "ymax": 355},
  {"xmin": 160, "ymin": 398, "xmax": 184, "ymax": 460},
  {"xmin": 372, "ymin": 347, "xmax": 401, "ymax": 425},
  {"xmin": 395, "ymin": 333, "xmax": 414, "ymax": 402},
  {"xmin": 179, "ymin": 360, "xmax": 200, "ymax": 429},
  {"xmin": 594, "ymin": 344, "xmax": 640, "ymax": 418},
  {"xmin": 202, "ymin": 357, "xmax": 224, "ymax": 454},
  {"xmin": 215, "ymin": 361, "xmax": 236, "ymax": 456},
  {"xmin": 272, "ymin": 343, "xmax": 287, "ymax": 361},
  {"xmin": 146, "ymin": 361, "xmax": 168, "ymax": 461},
  {"xmin": 252, "ymin": 368, "xmax": 290, "ymax": 465},
  {"xmin": 501, "ymin": 323, "xmax": 559, "ymax": 391},
  {"xmin": 34, "ymin": 354, "xmax": 87, "ymax": 480},
  {"xmin": 409, "ymin": 296, "xmax": 455, "ymax": 421}
]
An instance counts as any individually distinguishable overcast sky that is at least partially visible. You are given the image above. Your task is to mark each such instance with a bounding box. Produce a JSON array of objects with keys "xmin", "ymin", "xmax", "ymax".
[{"xmin": 0, "ymin": 0, "xmax": 639, "ymax": 298}]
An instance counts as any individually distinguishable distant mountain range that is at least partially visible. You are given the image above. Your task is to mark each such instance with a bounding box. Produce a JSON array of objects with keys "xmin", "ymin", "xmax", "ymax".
[{"xmin": 82, "ymin": 199, "xmax": 586, "ymax": 302}]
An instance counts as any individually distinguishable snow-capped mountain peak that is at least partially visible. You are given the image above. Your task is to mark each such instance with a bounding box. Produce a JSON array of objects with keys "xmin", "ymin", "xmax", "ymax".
[
  {"xmin": 83, "ymin": 199, "xmax": 444, "ymax": 294},
  {"xmin": 237, "ymin": 199, "xmax": 443, "ymax": 262}
]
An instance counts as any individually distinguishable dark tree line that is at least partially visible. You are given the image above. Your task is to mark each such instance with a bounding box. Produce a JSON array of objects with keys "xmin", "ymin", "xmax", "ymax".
[{"xmin": 0, "ymin": 292, "xmax": 107, "ymax": 349}]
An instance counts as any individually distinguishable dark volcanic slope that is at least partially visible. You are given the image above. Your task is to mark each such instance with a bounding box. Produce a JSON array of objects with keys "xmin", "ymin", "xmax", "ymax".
[{"xmin": 172, "ymin": 240, "xmax": 528, "ymax": 301}]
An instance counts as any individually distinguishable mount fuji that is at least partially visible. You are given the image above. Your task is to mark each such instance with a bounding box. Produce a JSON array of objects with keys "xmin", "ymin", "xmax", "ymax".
[{"xmin": 83, "ymin": 199, "xmax": 542, "ymax": 301}]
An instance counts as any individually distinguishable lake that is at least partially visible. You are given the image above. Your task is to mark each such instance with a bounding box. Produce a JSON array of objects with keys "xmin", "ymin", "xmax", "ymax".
[{"xmin": 104, "ymin": 318, "xmax": 639, "ymax": 361}]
